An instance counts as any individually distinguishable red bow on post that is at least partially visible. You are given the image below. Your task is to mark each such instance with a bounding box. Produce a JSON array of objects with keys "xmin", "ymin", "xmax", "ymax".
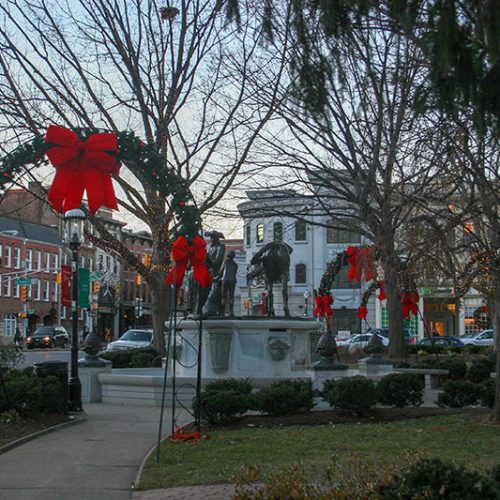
[
  {"xmin": 402, "ymin": 291, "xmax": 419, "ymax": 319},
  {"xmin": 166, "ymin": 236, "xmax": 212, "ymax": 288},
  {"xmin": 314, "ymin": 293, "xmax": 334, "ymax": 318},
  {"xmin": 45, "ymin": 125, "xmax": 121, "ymax": 214},
  {"xmin": 358, "ymin": 306, "xmax": 368, "ymax": 320},
  {"xmin": 378, "ymin": 280, "xmax": 387, "ymax": 301}
]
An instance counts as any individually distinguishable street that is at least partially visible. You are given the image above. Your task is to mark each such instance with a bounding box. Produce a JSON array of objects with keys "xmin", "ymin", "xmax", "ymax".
[{"xmin": 17, "ymin": 348, "xmax": 86, "ymax": 370}]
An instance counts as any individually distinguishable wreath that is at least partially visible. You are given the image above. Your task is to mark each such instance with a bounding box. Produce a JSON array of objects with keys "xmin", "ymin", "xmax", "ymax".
[
  {"xmin": 318, "ymin": 245, "xmax": 419, "ymax": 320},
  {"xmin": 473, "ymin": 306, "xmax": 492, "ymax": 330},
  {"xmin": 0, "ymin": 126, "xmax": 201, "ymax": 239}
]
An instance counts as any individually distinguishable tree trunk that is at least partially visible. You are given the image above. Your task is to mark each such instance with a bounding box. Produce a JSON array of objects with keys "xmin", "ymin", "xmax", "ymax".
[
  {"xmin": 383, "ymin": 254, "xmax": 405, "ymax": 359},
  {"xmin": 493, "ymin": 268, "xmax": 500, "ymax": 422},
  {"xmin": 151, "ymin": 275, "xmax": 170, "ymax": 355}
]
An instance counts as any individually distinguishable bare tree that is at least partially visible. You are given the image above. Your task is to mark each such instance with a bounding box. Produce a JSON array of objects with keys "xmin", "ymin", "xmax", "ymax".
[
  {"xmin": 243, "ymin": 10, "xmax": 455, "ymax": 358},
  {"xmin": 0, "ymin": 0, "xmax": 286, "ymax": 352}
]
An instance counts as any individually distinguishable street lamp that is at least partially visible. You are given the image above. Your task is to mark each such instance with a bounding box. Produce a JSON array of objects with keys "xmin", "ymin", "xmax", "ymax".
[
  {"xmin": 64, "ymin": 208, "xmax": 85, "ymax": 412},
  {"xmin": 303, "ymin": 290, "xmax": 309, "ymax": 317}
]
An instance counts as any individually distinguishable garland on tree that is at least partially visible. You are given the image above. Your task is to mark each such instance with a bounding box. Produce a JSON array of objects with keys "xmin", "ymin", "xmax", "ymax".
[{"xmin": 0, "ymin": 126, "xmax": 201, "ymax": 239}]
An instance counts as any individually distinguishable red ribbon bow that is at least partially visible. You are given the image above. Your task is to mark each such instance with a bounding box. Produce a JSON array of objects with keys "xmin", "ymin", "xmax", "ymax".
[
  {"xmin": 314, "ymin": 293, "xmax": 334, "ymax": 318},
  {"xmin": 378, "ymin": 280, "xmax": 387, "ymax": 301},
  {"xmin": 358, "ymin": 306, "xmax": 368, "ymax": 320},
  {"xmin": 166, "ymin": 236, "xmax": 212, "ymax": 288},
  {"xmin": 402, "ymin": 291, "xmax": 419, "ymax": 319},
  {"xmin": 45, "ymin": 125, "xmax": 121, "ymax": 214},
  {"xmin": 347, "ymin": 246, "xmax": 376, "ymax": 283}
]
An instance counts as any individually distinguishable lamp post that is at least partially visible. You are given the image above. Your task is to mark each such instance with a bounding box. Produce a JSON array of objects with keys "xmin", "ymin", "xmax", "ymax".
[
  {"xmin": 64, "ymin": 208, "xmax": 85, "ymax": 412},
  {"xmin": 303, "ymin": 290, "xmax": 309, "ymax": 317}
]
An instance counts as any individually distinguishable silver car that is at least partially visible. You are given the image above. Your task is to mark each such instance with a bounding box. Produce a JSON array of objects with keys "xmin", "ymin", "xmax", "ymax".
[
  {"xmin": 106, "ymin": 329, "xmax": 154, "ymax": 352},
  {"xmin": 461, "ymin": 329, "xmax": 494, "ymax": 346}
]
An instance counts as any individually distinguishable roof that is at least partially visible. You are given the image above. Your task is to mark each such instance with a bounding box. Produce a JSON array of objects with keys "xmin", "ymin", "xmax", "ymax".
[{"xmin": 0, "ymin": 216, "xmax": 62, "ymax": 246}]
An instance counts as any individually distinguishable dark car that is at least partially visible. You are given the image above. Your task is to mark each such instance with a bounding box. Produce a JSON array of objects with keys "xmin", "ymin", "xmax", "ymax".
[
  {"xmin": 417, "ymin": 336, "xmax": 464, "ymax": 347},
  {"xmin": 26, "ymin": 326, "xmax": 69, "ymax": 349},
  {"xmin": 371, "ymin": 328, "xmax": 417, "ymax": 345}
]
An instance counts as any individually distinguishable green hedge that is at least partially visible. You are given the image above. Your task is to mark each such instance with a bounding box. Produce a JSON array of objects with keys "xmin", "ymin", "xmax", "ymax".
[
  {"xmin": 0, "ymin": 369, "xmax": 66, "ymax": 415},
  {"xmin": 376, "ymin": 373, "xmax": 424, "ymax": 407},
  {"xmin": 253, "ymin": 379, "xmax": 315, "ymax": 416},
  {"xmin": 98, "ymin": 346, "xmax": 161, "ymax": 368},
  {"xmin": 322, "ymin": 376, "xmax": 376, "ymax": 416}
]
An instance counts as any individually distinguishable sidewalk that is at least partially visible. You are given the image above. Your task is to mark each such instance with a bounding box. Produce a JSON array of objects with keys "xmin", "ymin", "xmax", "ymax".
[{"xmin": 0, "ymin": 403, "xmax": 188, "ymax": 500}]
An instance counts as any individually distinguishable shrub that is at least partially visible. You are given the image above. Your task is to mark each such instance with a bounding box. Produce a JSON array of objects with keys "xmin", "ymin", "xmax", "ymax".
[
  {"xmin": 0, "ymin": 369, "xmax": 65, "ymax": 414},
  {"xmin": 0, "ymin": 344, "xmax": 24, "ymax": 372},
  {"xmin": 322, "ymin": 376, "xmax": 376, "ymax": 416},
  {"xmin": 377, "ymin": 458, "xmax": 500, "ymax": 499},
  {"xmin": 98, "ymin": 346, "xmax": 160, "ymax": 368},
  {"xmin": 376, "ymin": 373, "xmax": 424, "ymax": 407},
  {"xmin": 195, "ymin": 378, "xmax": 253, "ymax": 425},
  {"xmin": 253, "ymin": 379, "xmax": 315, "ymax": 416},
  {"xmin": 439, "ymin": 356, "xmax": 467, "ymax": 379},
  {"xmin": 468, "ymin": 356, "xmax": 495, "ymax": 383},
  {"xmin": 480, "ymin": 379, "xmax": 495, "ymax": 408},
  {"xmin": 437, "ymin": 379, "xmax": 480, "ymax": 408}
]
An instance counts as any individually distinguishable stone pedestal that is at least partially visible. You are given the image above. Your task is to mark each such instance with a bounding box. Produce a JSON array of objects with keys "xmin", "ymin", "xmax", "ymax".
[
  {"xmin": 308, "ymin": 367, "xmax": 358, "ymax": 392},
  {"xmin": 357, "ymin": 356, "xmax": 393, "ymax": 378},
  {"xmin": 78, "ymin": 358, "xmax": 112, "ymax": 403}
]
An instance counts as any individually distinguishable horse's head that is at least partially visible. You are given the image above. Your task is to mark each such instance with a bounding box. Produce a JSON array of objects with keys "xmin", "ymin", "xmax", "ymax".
[{"xmin": 246, "ymin": 262, "xmax": 264, "ymax": 280}]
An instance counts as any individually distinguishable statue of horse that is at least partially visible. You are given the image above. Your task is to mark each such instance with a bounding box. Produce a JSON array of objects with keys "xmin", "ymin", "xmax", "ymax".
[{"xmin": 247, "ymin": 241, "xmax": 293, "ymax": 317}]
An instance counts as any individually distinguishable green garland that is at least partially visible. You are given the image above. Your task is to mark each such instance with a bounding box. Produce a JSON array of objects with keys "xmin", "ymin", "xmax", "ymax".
[
  {"xmin": 473, "ymin": 306, "xmax": 492, "ymax": 330},
  {"xmin": 0, "ymin": 128, "xmax": 201, "ymax": 238}
]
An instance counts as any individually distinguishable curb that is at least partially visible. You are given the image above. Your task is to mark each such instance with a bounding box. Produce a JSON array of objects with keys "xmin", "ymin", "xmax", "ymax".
[{"xmin": 0, "ymin": 412, "xmax": 87, "ymax": 455}]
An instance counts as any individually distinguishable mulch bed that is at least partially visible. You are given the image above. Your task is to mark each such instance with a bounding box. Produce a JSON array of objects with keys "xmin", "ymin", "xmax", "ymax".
[
  {"xmin": 0, "ymin": 413, "xmax": 70, "ymax": 448},
  {"xmin": 202, "ymin": 407, "xmax": 493, "ymax": 432}
]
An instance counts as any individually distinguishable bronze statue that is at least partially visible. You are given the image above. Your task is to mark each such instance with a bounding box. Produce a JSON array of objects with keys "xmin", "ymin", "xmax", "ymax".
[
  {"xmin": 247, "ymin": 241, "xmax": 293, "ymax": 317},
  {"xmin": 221, "ymin": 250, "xmax": 238, "ymax": 316}
]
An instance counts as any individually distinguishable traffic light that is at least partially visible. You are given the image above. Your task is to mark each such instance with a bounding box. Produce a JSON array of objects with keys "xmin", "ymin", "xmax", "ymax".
[
  {"xmin": 20, "ymin": 286, "xmax": 28, "ymax": 302},
  {"xmin": 143, "ymin": 254, "xmax": 152, "ymax": 267},
  {"xmin": 93, "ymin": 281, "xmax": 100, "ymax": 294},
  {"xmin": 136, "ymin": 274, "xmax": 142, "ymax": 285}
]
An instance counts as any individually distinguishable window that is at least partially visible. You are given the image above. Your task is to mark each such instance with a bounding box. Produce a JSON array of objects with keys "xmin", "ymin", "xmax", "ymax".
[
  {"xmin": 88, "ymin": 257, "xmax": 94, "ymax": 272},
  {"xmin": 13, "ymin": 247, "xmax": 21, "ymax": 269},
  {"xmin": 0, "ymin": 244, "xmax": 2, "ymax": 266},
  {"xmin": 26, "ymin": 250, "xmax": 33, "ymax": 271},
  {"xmin": 61, "ymin": 306, "xmax": 67, "ymax": 320},
  {"xmin": 43, "ymin": 280, "xmax": 50, "ymax": 301},
  {"xmin": 273, "ymin": 222, "xmax": 283, "ymax": 242},
  {"xmin": 295, "ymin": 263, "xmax": 307, "ymax": 284},
  {"xmin": 295, "ymin": 220, "xmax": 306, "ymax": 241},
  {"xmin": 0, "ymin": 274, "xmax": 2, "ymax": 296},
  {"xmin": 80, "ymin": 255, "xmax": 85, "ymax": 268},
  {"xmin": 106, "ymin": 256, "xmax": 111, "ymax": 269},
  {"xmin": 4, "ymin": 313, "xmax": 16, "ymax": 337},
  {"xmin": 14, "ymin": 282, "xmax": 20, "ymax": 298},
  {"xmin": 34, "ymin": 280, "xmax": 40, "ymax": 301},
  {"xmin": 98, "ymin": 254, "xmax": 104, "ymax": 270},
  {"xmin": 333, "ymin": 309, "xmax": 361, "ymax": 334},
  {"xmin": 52, "ymin": 254, "xmax": 58, "ymax": 274},
  {"xmin": 4, "ymin": 276, "xmax": 11, "ymax": 297},
  {"xmin": 4, "ymin": 246, "xmax": 11, "ymax": 267},
  {"xmin": 256, "ymin": 223, "xmax": 264, "ymax": 244},
  {"xmin": 326, "ymin": 219, "xmax": 361, "ymax": 244},
  {"xmin": 44, "ymin": 252, "xmax": 50, "ymax": 272},
  {"xmin": 332, "ymin": 266, "xmax": 360, "ymax": 289},
  {"xmin": 52, "ymin": 282, "xmax": 59, "ymax": 302},
  {"xmin": 35, "ymin": 251, "xmax": 41, "ymax": 271},
  {"xmin": 245, "ymin": 225, "xmax": 251, "ymax": 246}
]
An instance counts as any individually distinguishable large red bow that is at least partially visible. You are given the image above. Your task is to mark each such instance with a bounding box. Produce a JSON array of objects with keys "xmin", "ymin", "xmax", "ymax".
[
  {"xmin": 314, "ymin": 293, "xmax": 334, "ymax": 318},
  {"xmin": 402, "ymin": 291, "xmax": 419, "ymax": 319},
  {"xmin": 45, "ymin": 125, "xmax": 121, "ymax": 214},
  {"xmin": 347, "ymin": 246, "xmax": 376, "ymax": 283},
  {"xmin": 166, "ymin": 236, "xmax": 212, "ymax": 288}
]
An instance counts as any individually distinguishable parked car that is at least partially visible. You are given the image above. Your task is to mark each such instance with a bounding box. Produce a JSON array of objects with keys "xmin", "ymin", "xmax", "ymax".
[
  {"xmin": 372, "ymin": 328, "xmax": 417, "ymax": 345},
  {"xmin": 461, "ymin": 329, "xmax": 494, "ymax": 346},
  {"xmin": 26, "ymin": 326, "xmax": 69, "ymax": 349},
  {"xmin": 347, "ymin": 333, "xmax": 389, "ymax": 353},
  {"xmin": 417, "ymin": 336, "xmax": 464, "ymax": 347},
  {"xmin": 106, "ymin": 329, "xmax": 154, "ymax": 352}
]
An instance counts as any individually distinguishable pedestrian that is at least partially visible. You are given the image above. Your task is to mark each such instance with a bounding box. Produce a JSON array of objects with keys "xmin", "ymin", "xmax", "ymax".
[
  {"xmin": 104, "ymin": 327, "xmax": 113, "ymax": 343},
  {"xmin": 432, "ymin": 329, "xmax": 440, "ymax": 337},
  {"xmin": 14, "ymin": 327, "xmax": 22, "ymax": 351}
]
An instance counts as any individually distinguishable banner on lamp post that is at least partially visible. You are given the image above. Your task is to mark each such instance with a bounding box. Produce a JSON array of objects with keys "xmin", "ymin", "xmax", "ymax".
[
  {"xmin": 79, "ymin": 268, "xmax": 90, "ymax": 309},
  {"xmin": 61, "ymin": 265, "xmax": 72, "ymax": 307}
]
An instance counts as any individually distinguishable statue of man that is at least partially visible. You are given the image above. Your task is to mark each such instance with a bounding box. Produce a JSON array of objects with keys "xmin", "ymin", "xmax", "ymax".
[{"xmin": 221, "ymin": 250, "xmax": 238, "ymax": 316}]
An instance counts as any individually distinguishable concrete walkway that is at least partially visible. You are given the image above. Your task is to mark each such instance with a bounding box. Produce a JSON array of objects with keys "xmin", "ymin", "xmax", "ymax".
[{"xmin": 0, "ymin": 404, "xmax": 188, "ymax": 500}]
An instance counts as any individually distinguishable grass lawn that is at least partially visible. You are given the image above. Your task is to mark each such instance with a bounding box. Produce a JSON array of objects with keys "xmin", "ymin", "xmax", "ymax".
[{"xmin": 139, "ymin": 414, "xmax": 500, "ymax": 490}]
